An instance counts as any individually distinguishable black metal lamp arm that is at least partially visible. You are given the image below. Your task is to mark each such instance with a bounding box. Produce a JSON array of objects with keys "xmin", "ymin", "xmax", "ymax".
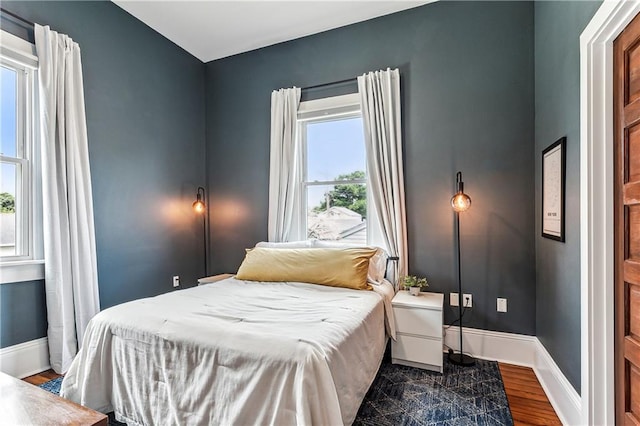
[{"xmin": 384, "ymin": 256, "xmax": 400, "ymax": 280}]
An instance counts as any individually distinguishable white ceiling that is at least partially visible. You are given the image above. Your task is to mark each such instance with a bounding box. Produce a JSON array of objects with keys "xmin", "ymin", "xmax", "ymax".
[{"xmin": 113, "ymin": 1, "xmax": 430, "ymax": 62}]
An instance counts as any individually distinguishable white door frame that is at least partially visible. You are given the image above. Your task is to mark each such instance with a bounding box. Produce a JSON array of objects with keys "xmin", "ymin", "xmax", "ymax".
[{"xmin": 581, "ymin": 1, "xmax": 640, "ymax": 424}]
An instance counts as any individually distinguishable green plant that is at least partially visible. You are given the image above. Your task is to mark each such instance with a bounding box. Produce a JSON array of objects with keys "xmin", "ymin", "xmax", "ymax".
[
  {"xmin": 0, "ymin": 192, "xmax": 15, "ymax": 213},
  {"xmin": 400, "ymin": 275, "xmax": 428, "ymax": 289}
]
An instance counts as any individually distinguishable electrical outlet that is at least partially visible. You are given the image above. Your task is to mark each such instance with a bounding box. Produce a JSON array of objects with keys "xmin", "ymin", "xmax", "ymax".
[
  {"xmin": 450, "ymin": 292, "xmax": 459, "ymax": 307},
  {"xmin": 463, "ymin": 293, "xmax": 472, "ymax": 308},
  {"xmin": 172, "ymin": 275, "xmax": 180, "ymax": 288},
  {"xmin": 497, "ymin": 298, "xmax": 507, "ymax": 312}
]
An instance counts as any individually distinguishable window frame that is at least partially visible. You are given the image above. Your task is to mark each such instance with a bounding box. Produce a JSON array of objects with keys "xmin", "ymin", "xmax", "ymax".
[
  {"xmin": 2, "ymin": 60, "xmax": 33, "ymax": 261},
  {"xmin": 0, "ymin": 30, "xmax": 43, "ymax": 283},
  {"xmin": 296, "ymin": 93, "xmax": 371, "ymax": 242}
]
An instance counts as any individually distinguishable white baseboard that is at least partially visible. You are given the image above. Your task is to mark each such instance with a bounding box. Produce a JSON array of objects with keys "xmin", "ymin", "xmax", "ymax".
[
  {"xmin": 443, "ymin": 326, "xmax": 580, "ymax": 425},
  {"xmin": 0, "ymin": 337, "xmax": 50, "ymax": 378},
  {"xmin": 533, "ymin": 339, "xmax": 582, "ymax": 426},
  {"xmin": 444, "ymin": 326, "xmax": 537, "ymax": 366}
]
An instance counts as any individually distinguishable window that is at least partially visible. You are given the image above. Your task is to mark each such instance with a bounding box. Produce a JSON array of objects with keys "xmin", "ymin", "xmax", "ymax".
[
  {"xmin": 0, "ymin": 30, "xmax": 42, "ymax": 281},
  {"xmin": 297, "ymin": 93, "xmax": 371, "ymax": 244},
  {"xmin": 1, "ymin": 62, "xmax": 31, "ymax": 259}
]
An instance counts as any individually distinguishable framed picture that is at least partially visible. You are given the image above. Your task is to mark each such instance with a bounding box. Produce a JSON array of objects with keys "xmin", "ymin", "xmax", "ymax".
[{"xmin": 542, "ymin": 137, "xmax": 566, "ymax": 242}]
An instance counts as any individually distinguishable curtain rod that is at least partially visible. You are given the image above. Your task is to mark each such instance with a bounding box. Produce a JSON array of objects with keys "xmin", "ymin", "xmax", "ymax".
[
  {"xmin": 302, "ymin": 77, "xmax": 357, "ymax": 91},
  {"xmin": 0, "ymin": 8, "xmax": 35, "ymax": 27}
]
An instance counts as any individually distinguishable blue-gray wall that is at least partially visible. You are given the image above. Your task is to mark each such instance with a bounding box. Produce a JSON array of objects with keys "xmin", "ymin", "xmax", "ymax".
[
  {"xmin": 205, "ymin": 1, "xmax": 537, "ymax": 335},
  {"xmin": 0, "ymin": 1, "xmax": 206, "ymax": 348},
  {"xmin": 534, "ymin": 0, "xmax": 601, "ymax": 393},
  {"xmin": 0, "ymin": 2, "xmax": 605, "ymax": 396},
  {"xmin": 0, "ymin": 281, "xmax": 47, "ymax": 348}
]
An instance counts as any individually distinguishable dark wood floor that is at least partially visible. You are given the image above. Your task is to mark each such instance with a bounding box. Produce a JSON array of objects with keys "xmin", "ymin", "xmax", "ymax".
[
  {"xmin": 499, "ymin": 363, "xmax": 561, "ymax": 425},
  {"xmin": 25, "ymin": 363, "xmax": 560, "ymax": 424},
  {"xmin": 23, "ymin": 369, "xmax": 60, "ymax": 386}
]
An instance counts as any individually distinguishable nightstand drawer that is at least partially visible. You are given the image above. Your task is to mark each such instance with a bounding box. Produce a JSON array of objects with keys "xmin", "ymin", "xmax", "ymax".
[
  {"xmin": 394, "ymin": 305, "xmax": 442, "ymax": 338},
  {"xmin": 392, "ymin": 334, "xmax": 443, "ymax": 367}
]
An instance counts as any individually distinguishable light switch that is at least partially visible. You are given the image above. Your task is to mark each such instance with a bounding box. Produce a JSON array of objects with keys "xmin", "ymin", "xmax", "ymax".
[
  {"xmin": 450, "ymin": 293, "xmax": 459, "ymax": 307},
  {"xmin": 497, "ymin": 298, "xmax": 507, "ymax": 312}
]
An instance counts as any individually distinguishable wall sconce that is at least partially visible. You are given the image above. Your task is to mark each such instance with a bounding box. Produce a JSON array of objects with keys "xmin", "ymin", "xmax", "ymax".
[
  {"xmin": 193, "ymin": 186, "xmax": 208, "ymax": 276},
  {"xmin": 449, "ymin": 171, "xmax": 475, "ymax": 366}
]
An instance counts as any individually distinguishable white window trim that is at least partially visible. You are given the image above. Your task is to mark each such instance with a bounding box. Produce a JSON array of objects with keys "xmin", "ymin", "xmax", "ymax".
[
  {"xmin": 297, "ymin": 93, "xmax": 376, "ymax": 243},
  {"xmin": 298, "ymin": 92, "xmax": 361, "ymax": 119},
  {"xmin": 0, "ymin": 31, "xmax": 38, "ymax": 69},
  {"xmin": 0, "ymin": 30, "xmax": 43, "ymax": 283},
  {"xmin": 0, "ymin": 260, "xmax": 44, "ymax": 284},
  {"xmin": 2, "ymin": 60, "xmax": 32, "ymax": 262}
]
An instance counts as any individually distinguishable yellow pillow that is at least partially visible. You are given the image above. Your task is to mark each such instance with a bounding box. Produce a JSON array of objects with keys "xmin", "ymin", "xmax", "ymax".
[{"xmin": 236, "ymin": 247, "xmax": 377, "ymax": 290}]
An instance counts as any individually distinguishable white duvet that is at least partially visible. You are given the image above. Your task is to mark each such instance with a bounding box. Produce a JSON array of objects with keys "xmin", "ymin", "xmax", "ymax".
[{"xmin": 61, "ymin": 278, "xmax": 395, "ymax": 425}]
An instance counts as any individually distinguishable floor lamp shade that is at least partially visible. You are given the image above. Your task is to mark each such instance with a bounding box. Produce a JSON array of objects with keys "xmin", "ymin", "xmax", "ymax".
[{"xmin": 448, "ymin": 171, "xmax": 475, "ymax": 366}]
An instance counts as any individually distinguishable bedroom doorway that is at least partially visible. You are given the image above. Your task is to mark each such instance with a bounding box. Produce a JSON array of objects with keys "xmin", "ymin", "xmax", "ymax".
[{"xmin": 613, "ymin": 11, "xmax": 640, "ymax": 425}]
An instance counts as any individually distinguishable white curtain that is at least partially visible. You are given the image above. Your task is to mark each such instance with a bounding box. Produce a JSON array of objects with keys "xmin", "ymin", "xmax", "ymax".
[
  {"xmin": 358, "ymin": 68, "xmax": 408, "ymax": 283},
  {"xmin": 35, "ymin": 24, "xmax": 100, "ymax": 373},
  {"xmin": 268, "ymin": 87, "xmax": 301, "ymax": 242}
]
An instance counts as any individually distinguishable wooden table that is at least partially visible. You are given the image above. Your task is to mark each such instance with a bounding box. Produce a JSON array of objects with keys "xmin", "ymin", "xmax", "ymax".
[{"xmin": 0, "ymin": 371, "xmax": 107, "ymax": 425}]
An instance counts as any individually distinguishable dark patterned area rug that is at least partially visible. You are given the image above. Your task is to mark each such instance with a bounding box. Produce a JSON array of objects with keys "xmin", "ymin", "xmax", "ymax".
[
  {"xmin": 41, "ymin": 355, "xmax": 512, "ymax": 426},
  {"xmin": 38, "ymin": 376, "xmax": 63, "ymax": 394},
  {"xmin": 354, "ymin": 356, "xmax": 513, "ymax": 426}
]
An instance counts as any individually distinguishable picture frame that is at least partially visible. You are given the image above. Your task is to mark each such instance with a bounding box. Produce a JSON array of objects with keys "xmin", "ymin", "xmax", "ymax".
[{"xmin": 541, "ymin": 137, "xmax": 566, "ymax": 242}]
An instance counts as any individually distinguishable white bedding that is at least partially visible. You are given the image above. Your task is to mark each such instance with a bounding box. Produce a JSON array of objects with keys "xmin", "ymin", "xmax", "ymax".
[{"xmin": 61, "ymin": 277, "xmax": 394, "ymax": 425}]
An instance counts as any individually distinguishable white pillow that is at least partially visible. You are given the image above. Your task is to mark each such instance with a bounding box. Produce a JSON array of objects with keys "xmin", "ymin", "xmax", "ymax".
[
  {"xmin": 368, "ymin": 249, "xmax": 388, "ymax": 283},
  {"xmin": 255, "ymin": 240, "xmax": 314, "ymax": 249},
  {"xmin": 312, "ymin": 240, "xmax": 388, "ymax": 283}
]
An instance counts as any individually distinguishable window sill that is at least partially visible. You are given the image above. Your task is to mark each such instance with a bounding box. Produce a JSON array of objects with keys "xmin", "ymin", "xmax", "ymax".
[{"xmin": 0, "ymin": 260, "xmax": 44, "ymax": 284}]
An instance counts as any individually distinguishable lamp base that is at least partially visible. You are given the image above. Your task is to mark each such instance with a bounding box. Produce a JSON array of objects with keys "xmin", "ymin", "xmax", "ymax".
[{"xmin": 448, "ymin": 351, "xmax": 475, "ymax": 366}]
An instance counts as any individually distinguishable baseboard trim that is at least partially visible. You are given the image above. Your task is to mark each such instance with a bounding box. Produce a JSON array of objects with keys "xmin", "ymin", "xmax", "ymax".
[
  {"xmin": 0, "ymin": 337, "xmax": 50, "ymax": 378},
  {"xmin": 443, "ymin": 327, "xmax": 580, "ymax": 425},
  {"xmin": 533, "ymin": 339, "xmax": 581, "ymax": 426},
  {"xmin": 443, "ymin": 326, "xmax": 537, "ymax": 366}
]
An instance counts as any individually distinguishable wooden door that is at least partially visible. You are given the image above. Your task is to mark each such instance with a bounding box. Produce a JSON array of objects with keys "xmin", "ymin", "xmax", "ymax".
[{"xmin": 614, "ymin": 12, "xmax": 640, "ymax": 425}]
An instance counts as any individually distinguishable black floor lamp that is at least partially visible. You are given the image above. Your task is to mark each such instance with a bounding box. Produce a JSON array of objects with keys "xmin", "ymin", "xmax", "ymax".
[
  {"xmin": 193, "ymin": 186, "xmax": 208, "ymax": 276},
  {"xmin": 448, "ymin": 171, "xmax": 475, "ymax": 366}
]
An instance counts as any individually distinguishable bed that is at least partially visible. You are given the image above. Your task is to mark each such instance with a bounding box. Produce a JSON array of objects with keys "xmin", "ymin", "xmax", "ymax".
[{"xmin": 60, "ymin": 252, "xmax": 396, "ymax": 425}]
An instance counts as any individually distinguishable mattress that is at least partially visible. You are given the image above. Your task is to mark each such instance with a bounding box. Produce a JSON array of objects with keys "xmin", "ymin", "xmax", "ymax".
[{"xmin": 60, "ymin": 277, "xmax": 393, "ymax": 425}]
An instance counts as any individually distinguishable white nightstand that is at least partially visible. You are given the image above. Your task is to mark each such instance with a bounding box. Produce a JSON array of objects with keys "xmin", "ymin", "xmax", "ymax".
[
  {"xmin": 197, "ymin": 273, "xmax": 235, "ymax": 285},
  {"xmin": 391, "ymin": 291, "xmax": 444, "ymax": 373}
]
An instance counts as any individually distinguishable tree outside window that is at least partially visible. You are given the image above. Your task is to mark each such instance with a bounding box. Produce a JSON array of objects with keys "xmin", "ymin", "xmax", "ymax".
[{"xmin": 312, "ymin": 171, "xmax": 366, "ymax": 218}]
